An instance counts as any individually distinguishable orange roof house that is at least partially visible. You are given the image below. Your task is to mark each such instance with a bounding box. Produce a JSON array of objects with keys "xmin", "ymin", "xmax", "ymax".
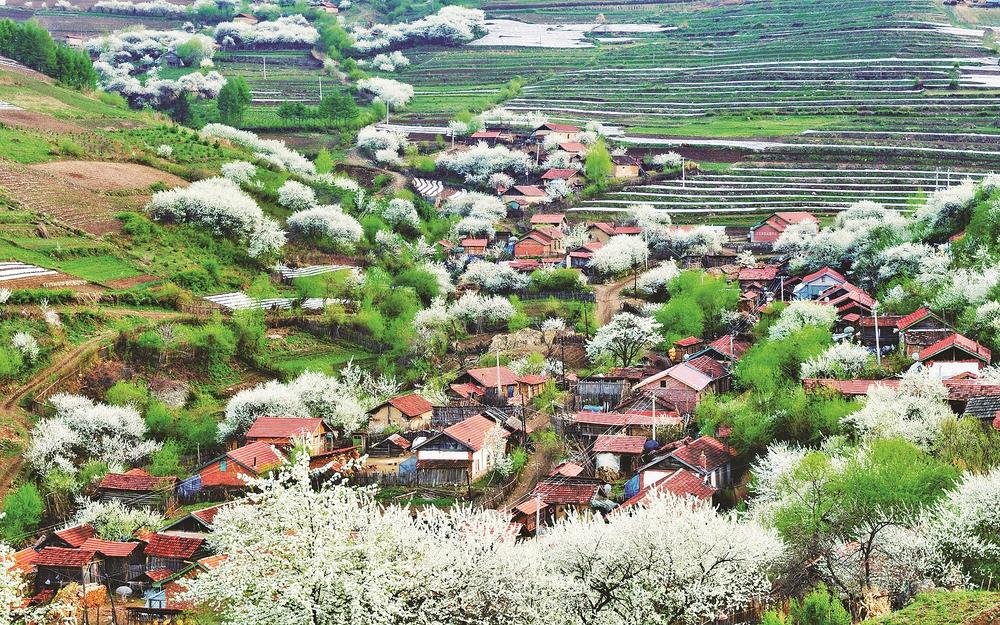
[{"xmin": 369, "ymin": 393, "xmax": 434, "ymax": 431}]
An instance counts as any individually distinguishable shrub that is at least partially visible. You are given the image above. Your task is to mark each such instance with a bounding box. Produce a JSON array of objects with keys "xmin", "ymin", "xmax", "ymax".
[
  {"xmin": 1, "ymin": 483, "xmax": 44, "ymax": 543},
  {"xmin": 105, "ymin": 380, "xmax": 150, "ymax": 409}
]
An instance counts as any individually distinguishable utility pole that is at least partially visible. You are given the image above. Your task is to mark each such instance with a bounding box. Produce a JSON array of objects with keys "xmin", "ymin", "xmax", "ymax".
[
  {"xmin": 534, "ymin": 494, "xmax": 542, "ymax": 535},
  {"xmin": 496, "ymin": 351, "xmax": 503, "ymax": 401},
  {"xmin": 262, "ymin": 55, "xmax": 266, "ymax": 80},
  {"xmin": 873, "ymin": 301, "xmax": 881, "ymax": 366},
  {"xmin": 319, "ymin": 76, "xmax": 323, "ymax": 100}
]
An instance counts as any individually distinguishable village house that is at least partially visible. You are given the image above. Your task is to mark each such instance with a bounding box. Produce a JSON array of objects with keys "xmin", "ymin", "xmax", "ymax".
[
  {"xmin": 749, "ymin": 211, "xmax": 818, "ymax": 244},
  {"xmin": 80, "ymin": 537, "xmax": 143, "ymax": 586},
  {"xmin": 33, "ymin": 547, "xmax": 101, "ymax": 593},
  {"xmin": 529, "ymin": 212, "xmax": 569, "ymax": 231},
  {"xmin": 793, "ymin": 266, "xmax": 848, "ymax": 300},
  {"xmin": 532, "ymin": 122, "xmax": 582, "ymax": 143},
  {"xmin": 567, "ymin": 240, "xmax": 604, "ymax": 269},
  {"xmin": 368, "ymin": 393, "xmax": 434, "ymax": 431},
  {"xmin": 527, "ymin": 477, "xmax": 603, "ymax": 522},
  {"xmin": 186, "ymin": 441, "xmax": 285, "ymax": 499},
  {"xmin": 702, "ymin": 335, "xmax": 751, "ymax": 362},
  {"xmin": 143, "ymin": 554, "xmax": 227, "ymax": 611},
  {"xmin": 737, "ymin": 265, "xmax": 780, "ymax": 290},
  {"xmin": 161, "ymin": 504, "xmax": 227, "ymax": 535},
  {"xmin": 514, "ymin": 227, "xmax": 565, "ymax": 258},
  {"xmin": 897, "ymin": 307, "xmax": 954, "ymax": 353},
  {"xmin": 244, "ymin": 417, "xmax": 334, "ymax": 454},
  {"xmin": 541, "ymin": 168, "xmax": 583, "ymax": 187},
  {"xmin": 559, "ymin": 142, "xmax": 587, "ymax": 159},
  {"xmin": 516, "ymin": 374, "xmax": 549, "ymax": 402},
  {"xmin": 96, "ymin": 469, "xmax": 177, "ymax": 511},
  {"xmin": 144, "ymin": 534, "xmax": 208, "ymax": 573},
  {"xmin": 916, "ymin": 333, "xmax": 991, "ymax": 377},
  {"xmin": 44, "ymin": 525, "xmax": 95, "ymax": 550},
  {"xmin": 620, "ymin": 467, "xmax": 716, "ymax": 509},
  {"xmin": 586, "ymin": 222, "xmax": 642, "ymax": 245},
  {"xmin": 367, "ymin": 433, "xmax": 413, "ymax": 458},
  {"xmin": 469, "ymin": 129, "xmax": 514, "ymax": 145},
  {"xmin": 412, "ymin": 414, "xmax": 510, "ymax": 484},
  {"xmin": 611, "ymin": 154, "xmax": 642, "ymax": 179},
  {"xmin": 632, "ymin": 354, "xmax": 732, "ymax": 414},
  {"xmin": 592, "ymin": 434, "xmax": 649, "ymax": 478},
  {"xmin": 571, "ymin": 408, "xmax": 682, "ymax": 439},
  {"xmin": 637, "ymin": 435, "xmax": 736, "ymax": 489},
  {"xmin": 855, "ymin": 314, "xmax": 902, "ymax": 350},
  {"xmin": 232, "ymin": 12, "xmax": 259, "ymax": 24},
  {"xmin": 456, "ymin": 366, "xmax": 519, "ymax": 402},
  {"xmin": 502, "ymin": 185, "xmax": 549, "ymax": 206},
  {"xmin": 671, "ymin": 336, "xmax": 704, "ymax": 360},
  {"xmin": 460, "ymin": 237, "xmax": 489, "ymax": 257},
  {"xmin": 962, "ymin": 395, "xmax": 1000, "ymax": 428},
  {"xmin": 818, "ymin": 282, "xmax": 875, "ymax": 317}
]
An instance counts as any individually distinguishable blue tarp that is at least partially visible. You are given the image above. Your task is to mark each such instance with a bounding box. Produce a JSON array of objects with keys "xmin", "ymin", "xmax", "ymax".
[
  {"xmin": 178, "ymin": 474, "xmax": 202, "ymax": 498},
  {"xmin": 624, "ymin": 474, "xmax": 641, "ymax": 500},
  {"xmin": 399, "ymin": 456, "xmax": 417, "ymax": 476}
]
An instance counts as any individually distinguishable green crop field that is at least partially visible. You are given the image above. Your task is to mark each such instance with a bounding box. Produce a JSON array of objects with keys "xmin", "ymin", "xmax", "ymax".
[{"xmin": 862, "ymin": 591, "xmax": 1000, "ymax": 625}]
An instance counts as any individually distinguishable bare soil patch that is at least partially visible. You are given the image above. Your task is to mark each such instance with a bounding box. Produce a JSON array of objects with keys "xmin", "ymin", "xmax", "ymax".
[
  {"xmin": 0, "ymin": 109, "xmax": 84, "ymax": 134},
  {"xmin": 30, "ymin": 160, "xmax": 187, "ymax": 193},
  {"xmin": 105, "ymin": 274, "xmax": 159, "ymax": 289}
]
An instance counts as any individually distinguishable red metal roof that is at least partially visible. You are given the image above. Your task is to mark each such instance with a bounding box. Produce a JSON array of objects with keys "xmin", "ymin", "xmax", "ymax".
[
  {"xmin": 144, "ymin": 534, "xmax": 204, "ymax": 560},
  {"xmin": 99, "ymin": 469, "xmax": 174, "ymax": 492},
  {"xmin": 35, "ymin": 547, "xmax": 96, "ymax": 567},
  {"xmin": 918, "ymin": 333, "xmax": 991, "ymax": 363},
  {"xmin": 530, "ymin": 213, "xmax": 565, "ymax": 224},
  {"xmin": 612, "ymin": 225, "xmax": 642, "ymax": 235},
  {"xmin": 621, "ymin": 469, "xmax": 715, "ymax": 508},
  {"xmin": 538, "ymin": 122, "xmax": 580, "ymax": 133},
  {"xmin": 226, "ymin": 442, "xmax": 284, "ymax": 474},
  {"xmin": 450, "ymin": 382, "xmax": 485, "ymax": 398},
  {"xmin": 549, "ymin": 461, "xmax": 584, "ymax": 478},
  {"xmin": 461, "ymin": 238, "xmax": 488, "ymax": 247},
  {"xmin": 738, "ymin": 266, "xmax": 779, "ymax": 281},
  {"xmin": 592, "ymin": 434, "xmax": 647, "ymax": 455},
  {"xmin": 707, "ymin": 335, "xmax": 749, "ymax": 360},
  {"xmin": 197, "ymin": 553, "xmax": 229, "ymax": 570},
  {"xmin": 442, "ymin": 414, "xmax": 508, "ymax": 452},
  {"xmin": 386, "ymin": 433, "xmax": 411, "ymax": 450},
  {"xmin": 144, "ymin": 567, "xmax": 174, "ymax": 582},
  {"xmin": 54, "ymin": 525, "xmax": 95, "ymax": 548},
  {"xmin": 800, "ymin": 266, "xmax": 847, "ymax": 285},
  {"xmin": 531, "ymin": 478, "xmax": 599, "ymax": 505},
  {"xmin": 471, "ymin": 130, "xmax": 501, "ymax": 139},
  {"xmin": 191, "ymin": 504, "xmax": 225, "ymax": 526},
  {"xmin": 513, "ymin": 185, "xmax": 547, "ymax": 197},
  {"xmin": 541, "ymin": 168, "xmax": 578, "ymax": 180},
  {"xmin": 516, "ymin": 374, "xmax": 549, "ymax": 386},
  {"xmin": 246, "ymin": 417, "xmax": 324, "ymax": 440},
  {"xmin": 669, "ymin": 436, "xmax": 734, "ymax": 473},
  {"xmin": 80, "ymin": 538, "xmax": 140, "ymax": 558},
  {"xmin": 896, "ymin": 307, "xmax": 934, "ymax": 330},
  {"xmin": 589, "ymin": 222, "xmax": 615, "ymax": 235},
  {"xmin": 572, "ymin": 410, "xmax": 680, "ymax": 427},
  {"xmin": 465, "ymin": 366, "xmax": 519, "ymax": 388},
  {"xmin": 774, "ymin": 211, "xmax": 818, "ymax": 225},
  {"xmin": 685, "ymin": 355, "xmax": 728, "ymax": 380},
  {"xmin": 674, "ymin": 336, "xmax": 703, "ymax": 347},
  {"xmin": 804, "ymin": 378, "xmax": 899, "ymax": 396},
  {"xmin": 514, "ymin": 498, "xmax": 548, "ymax": 516},
  {"xmin": 559, "ymin": 141, "xmax": 587, "ymax": 153},
  {"xmin": 12, "ymin": 548, "xmax": 38, "ymax": 572},
  {"xmin": 387, "ymin": 393, "xmax": 433, "ymax": 417}
]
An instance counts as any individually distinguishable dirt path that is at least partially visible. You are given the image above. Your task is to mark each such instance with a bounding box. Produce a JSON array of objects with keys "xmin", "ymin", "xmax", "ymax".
[
  {"xmin": 0, "ymin": 330, "xmax": 117, "ymax": 498},
  {"xmin": 499, "ymin": 409, "xmax": 554, "ymax": 509},
  {"xmin": 593, "ymin": 274, "xmax": 636, "ymax": 325}
]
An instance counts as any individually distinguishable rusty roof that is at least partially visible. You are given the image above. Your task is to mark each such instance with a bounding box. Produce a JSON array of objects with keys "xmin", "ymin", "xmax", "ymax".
[{"xmin": 442, "ymin": 414, "xmax": 508, "ymax": 452}]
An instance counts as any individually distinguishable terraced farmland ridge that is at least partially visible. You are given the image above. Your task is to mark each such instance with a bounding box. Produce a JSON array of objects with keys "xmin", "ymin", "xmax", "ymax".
[{"xmin": 576, "ymin": 166, "xmax": 988, "ymax": 214}]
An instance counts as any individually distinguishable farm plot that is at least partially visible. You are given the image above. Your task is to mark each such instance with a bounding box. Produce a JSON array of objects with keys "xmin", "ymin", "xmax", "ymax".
[
  {"xmin": 0, "ymin": 160, "xmax": 181, "ymax": 235},
  {"xmin": 577, "ymin": 166, "xmax": 989, "ymax": 216},
  {"xmin": 203, "ymin": 292, "xmax": 343, "ymax": 312}
]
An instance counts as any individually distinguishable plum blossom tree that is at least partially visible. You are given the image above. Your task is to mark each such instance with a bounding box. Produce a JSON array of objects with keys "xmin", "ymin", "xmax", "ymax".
[
  {"xmin": 10, "ymin": 331, "xmax": 39, "ymax": 363},
  {"xmin": 767, "ymin": 300, "xmax": 837, "ymax": 340},
  {"xmin": 214, "ymin": 15, "xmax": 319, "ymax": 47},
  {"xmin": 800, "ymin": 341, "xmax": 872, "ymax": 380},
  {"xmin": 436, "ymin": 143, "xmax": 532, "ymax": 186},
  {"xmin": 924, "ymin": 467, "xmax": 1000, "ymax": 586},
  {"xmin": 588, "ymin": 235, "xmax": 648, "ymax": 276},
  {"xmin": 350, "ymin": 6, "xmax": 485, "ymax": 52},
  {"xmin": 0, "ymin": 542, "xmax": 31, "ymax": 623},
  {"xmin": 146, "ymin": 177, "xmax": 286, "ymax": 258},
  {"xmin": 635, "ymin": 261, "xmax": 680, "ymax": 296},
  {"xmin": 72, "ymin": 499, "xmax": 164, "ymax": 541},
  {"xmin": 201, "ymin": 124, "xmax": 316, "ymax": 176},
  {"xmin": 277, "ymin": 180, "xmax": 318, "ymax": 211},
  {"xmin": 219, "ymin": 369, "xmax": 395, "ymax": 441},
  {"xmin": 545, "ymin": 179, "xmax": 572, "ymax": 200},
  {"xmin": 586, "ymin": 312, "xmax": 662, "ymax": 367},
  {"xmin": 488, "ymin": 172, "xmax": 515, "ymax": 191},
  {"xmin": 220, "ymin": 160, "xmax": 257, "ymax": 185},
  {"xmin": 842, "ymin": 372, "xmax": 955, "ymax": 450},
  {"xmin": 453, "ymin": 216, "xmax": 496, "ymax": 239},
  {"xmin": 357, "ymin": 77, "xmax": 414, "ymax": 111},
  {"xmin": 460, "ymin": 261, "xmax": 529, "ymax": 293},
  {"xmin": 380, "ymin": 198, "xmax": 420, "ymax": 231},
  {"xmin": 443, "ymin": 191, "xmax": 506, "ymax": 222},
  {"xmin": 450, "ymin": 292, "xmax": 516, "ymax": 332},
  {"xmin": 26, "ymin": 393, "xmax": 161, "ymax": 476},
  {"xmin": 287, "ymin": 205, "xmax": 363, "ymax": 251},
  {"xmin": 355, "ymin": 126, "xmax": 408, "ymax": 165},
  {"xmin": 912, "ymin": 180, "xmax": 977, "ymax": 239}
]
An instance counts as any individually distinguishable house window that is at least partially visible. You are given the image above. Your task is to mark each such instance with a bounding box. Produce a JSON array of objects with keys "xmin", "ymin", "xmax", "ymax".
[{"xmin": 220, "ymin": 459, "xmax": 228, "ymax": 472}]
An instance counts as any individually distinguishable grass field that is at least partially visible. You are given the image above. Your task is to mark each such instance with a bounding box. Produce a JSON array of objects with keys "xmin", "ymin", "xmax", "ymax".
[
  {"xmin": 863, "ymin": 591, "xmax": 1000, "ymax": 625},
  {"xmin": 267, "ymin": 330, "xmax": 376, "ymax": 377}
]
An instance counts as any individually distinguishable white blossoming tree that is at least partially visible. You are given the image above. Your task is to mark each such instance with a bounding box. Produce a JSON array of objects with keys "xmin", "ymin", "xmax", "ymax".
[
  {"xmin": 26, "ymin": 393, "xmax": 161, "ymax": 476},
  {"xmin": 635, "ymin": 261, "xmax": 680, "ymax": 296},
  {"xmin": 450, "ymin": 292, "xmax": 516, "ymax": 333},
  {"xmin": 842, "ymin": 372, "xmax": 955, "ymax": 450},
  {"xmin": 356, "ymin": 126, "xmax": 408, "ymax": 165},
  {"xmin": 588, "ymin": 235, "xmax": 648, "ymax": 276},
  {"xmin": 380, "ymin": 198, "xmax": 420, "ymax": 231},
  {"xmin": 800, "ymin": 341, "xmax": 872, "ymax": 379},
  {"xmin": 220, "ymin": 160, "xmax": 257, "ymax": 185},
  {"xmin": 767, "ymin": 300, "xmax": 837, "ymax": 340},
  {"xmin": 586, "ymin": 312, "xmax": 662, "ymax": 367},
  {"xmin": 357, "ymin": 77, "xmax": 414, "ymax": 114},
  {"xmin": 436, "ymin": 143, "xmax": 532, "ymax": 186},
  {"xmin": 277, "ymin": 180, "xmax": 317, "ymax": 211},
  {"xmin": 460, "ymin": 261, "xmax": 529, "ymax": 293},
  {"xmin": 924, "ymin": 467, "xmax": 1000, "ymax": 585},
  {"xmin": 72, "ymin": 499, "xmax": 165, "ymax": 541},
  {"xmin": 287, "ymin": 205, "xmax": 363, "ymax": 251}
]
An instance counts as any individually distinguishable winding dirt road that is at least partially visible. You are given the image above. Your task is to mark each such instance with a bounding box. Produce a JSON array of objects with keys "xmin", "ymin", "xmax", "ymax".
[{"xmin": 593, "ymin": 274, "xmax": 636, "ymax": 324}]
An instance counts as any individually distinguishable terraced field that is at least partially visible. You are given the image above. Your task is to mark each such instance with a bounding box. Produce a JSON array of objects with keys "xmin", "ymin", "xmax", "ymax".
[{"xmin": 576, "ymin": 166, "xmax": 988, "ymax": 215}]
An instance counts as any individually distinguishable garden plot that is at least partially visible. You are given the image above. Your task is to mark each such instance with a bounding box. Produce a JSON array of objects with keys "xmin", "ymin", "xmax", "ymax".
[
  {"xmin": 0, "ymin": 261, "xmax": 57, "ymax": 283},
  {"xmin": 275, "ymin": 264, "xmax": 357, "ymax": 281},
  {"xmin": 0, "ymin": 100, "xmax": 19, "ymax": 110},
  {"xmin": 577, "ymin": 167, "xmax": 989, "ymax": 215},
  {"xmin": 469, "ymin": 19, "xmax": 669, "ymax": 48}
]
